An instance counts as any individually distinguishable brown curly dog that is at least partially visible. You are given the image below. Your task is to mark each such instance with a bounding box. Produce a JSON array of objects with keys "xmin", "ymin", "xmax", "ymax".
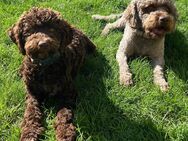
[
  {"xmin": 92, "ymin": 0, "xmax": 178, "ymax": 91},
  {"xmin": 8, "ymin": 7, "xmax": 96, "ymax": 141}
]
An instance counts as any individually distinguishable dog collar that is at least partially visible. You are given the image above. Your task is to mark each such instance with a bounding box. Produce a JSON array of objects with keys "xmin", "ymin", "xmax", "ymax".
[{"xmin": 29, "ymin": 52, "xmax": 61, "ymax": 66}]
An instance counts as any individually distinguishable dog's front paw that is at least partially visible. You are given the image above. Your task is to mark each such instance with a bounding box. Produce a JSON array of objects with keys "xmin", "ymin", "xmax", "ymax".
[
  {"xmin": 20, "ymin": 134, "xmax": 38, "ymax": 141},
  {"xmin": 159, "ymin": 82, "xmax": 169, "ymax": 92},
  {"xmin": 20, "ymin": 126, "xmax": 44, "ymax": 141},
  {"xmin": 119, "ymin": 73, "xmax": 133, "ymax": 86},
  {"xmin": 154, "ymin": 80, "xmax": 169, "ymax": 92},
  {"xmin": 55, "ymin": 108, "xmax": 76, "ymax": 141},
  {"xmin": 55, "ymin": 124, "xmax": 76, "ymax": 141}
]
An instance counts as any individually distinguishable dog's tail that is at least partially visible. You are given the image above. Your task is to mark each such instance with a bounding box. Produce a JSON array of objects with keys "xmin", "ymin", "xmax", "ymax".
[{"xmin": 92, "ymin": 13, "xmax": 123, "ymax": 21}]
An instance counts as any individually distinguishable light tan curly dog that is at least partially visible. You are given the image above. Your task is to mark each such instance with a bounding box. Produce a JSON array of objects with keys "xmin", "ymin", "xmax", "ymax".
[{"xmin": 92, "ymin": 0, "xmax": 178, "ymax": 91}]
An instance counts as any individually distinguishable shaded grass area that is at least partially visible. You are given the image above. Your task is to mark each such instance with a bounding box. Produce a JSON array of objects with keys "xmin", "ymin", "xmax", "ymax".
[{"xmin": 0, "ymin": 0, "xmax": 188, "ymax": 141}]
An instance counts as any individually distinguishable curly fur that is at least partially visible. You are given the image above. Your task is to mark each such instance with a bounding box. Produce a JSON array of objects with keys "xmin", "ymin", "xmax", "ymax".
[
  {"xmin": 8, "ymin": 7, "xmax": 95, "ymax": 141},
  {"xmin": 92, "ymin": 0, "xmax": 178, "ymax": 91}
]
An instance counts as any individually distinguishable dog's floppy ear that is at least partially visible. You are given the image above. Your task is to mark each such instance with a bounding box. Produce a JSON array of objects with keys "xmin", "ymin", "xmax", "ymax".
[
  {"xmin": 8, "ymin": 23, "xmax": 25, "ymax": 55},
  {"xmin": 124, "ymin": 1, "xmax": 142, "ymax": 29},
  {"xmin": 166, "ymin": 0, "xmax": 178, "ymax": 21},
  {"xmin": 171, "ymin": 2, "xmax": 178, "ymax": 23}
]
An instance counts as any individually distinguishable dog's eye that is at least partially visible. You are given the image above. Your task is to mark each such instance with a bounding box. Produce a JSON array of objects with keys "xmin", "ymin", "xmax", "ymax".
[
  {"xmin": 162, "ymin": 6, "xmax": 170, "ymax": 13},
  {"xmin": 143, "ymin": 5, "xmax": 156, "ymax": 13}
]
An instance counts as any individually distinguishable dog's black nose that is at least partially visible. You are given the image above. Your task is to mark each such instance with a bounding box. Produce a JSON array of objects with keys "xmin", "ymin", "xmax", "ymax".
[{"xmin": 159, "ymin": 16, "xmax": 169, "ymax": 23}]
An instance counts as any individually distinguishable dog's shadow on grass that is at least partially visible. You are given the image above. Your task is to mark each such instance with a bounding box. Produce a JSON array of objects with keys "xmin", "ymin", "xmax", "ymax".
[
  {"xmin": 75, "ymin": 51, "xmax": 168, "ymax": 141},
  {"xmin": 165, "ymin": 30, "xmax": 188, "ymax": 83}
]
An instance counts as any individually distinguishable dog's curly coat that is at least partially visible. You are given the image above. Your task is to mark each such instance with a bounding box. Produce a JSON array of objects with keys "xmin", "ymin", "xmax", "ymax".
[
  {"xmin": 8, "ymin": 7, "xmax": 95, "ymax": 141},
  {"xmin": 92, "ymin": 0, "xmax": 178, "ymax": 91}
]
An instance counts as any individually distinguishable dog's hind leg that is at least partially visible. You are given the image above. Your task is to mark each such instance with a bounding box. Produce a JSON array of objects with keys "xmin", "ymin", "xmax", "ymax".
[
  {"xmin": 101, "ymin": 18, "xmax": 126, "ymax": 35},
  {"xmin": 92, "ymin": 13, "xmax": 123, "ymax": 21},
  {"xmin": 100, "ymin": 14, "xmax": 127, "ymax": 36},
  {"xmin": 20, "ymin": 94, "xmax": 44, "ymax": 141},
  {"xmin": 92, "ymin": 13, "xmax": 126, "ymax": 36}
]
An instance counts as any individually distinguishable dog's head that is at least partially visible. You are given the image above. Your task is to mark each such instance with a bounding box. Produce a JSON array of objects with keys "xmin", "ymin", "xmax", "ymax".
[
  {"xmin": 24, "ymin": 27, "xmax": 61, "ymax": 61},
  {"xmin": 8, "ymin": 7, "xmax": 72, "ymax": 61},
  {"xmin": 125, "ymin": 0, "xmax": 178, "ymax": 39}
]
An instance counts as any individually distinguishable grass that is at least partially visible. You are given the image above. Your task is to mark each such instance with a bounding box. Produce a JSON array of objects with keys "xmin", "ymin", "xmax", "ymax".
[{"xmin": 0, "ymin": 0, "xmax": 188, "ymax": 141}]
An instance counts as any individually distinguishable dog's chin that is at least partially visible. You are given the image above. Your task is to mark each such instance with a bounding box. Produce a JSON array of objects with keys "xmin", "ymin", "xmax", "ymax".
[
  {"xmin": 29, "ymin": 56, "xmax": 47, "ymax": 63},
  {"xmin": 27, "ymin": 53, "xmax": 49, "ymax": 62},
  {"xmin": 28, "ymin": 51, "xmax": 61, "ymax": 65}
]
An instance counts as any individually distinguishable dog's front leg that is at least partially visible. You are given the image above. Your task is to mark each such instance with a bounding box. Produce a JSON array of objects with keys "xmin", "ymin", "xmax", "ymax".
[
  {"xmin": 152, "ymin": 57, "xmax": 169, "ymax": 91},
  {"xmin": 54, "ymin": 85, "xmax": 77, "ymax": 141},
  {"xmin": 116, "ymin": 47, "xmax": 133, "ymax": 86},
  {"xmin": 54, "ymin": 106, "xmax": 76, "ymax": 141},
  {"xmin": 20, "ymin": 94, "xmax": 44, "ymax": 141}
]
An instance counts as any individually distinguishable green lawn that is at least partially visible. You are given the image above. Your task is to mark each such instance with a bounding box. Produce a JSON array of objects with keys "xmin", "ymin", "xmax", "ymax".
[{"xmin": 0, "ymin": 0, "xmax": 188, "ymax": 141}]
